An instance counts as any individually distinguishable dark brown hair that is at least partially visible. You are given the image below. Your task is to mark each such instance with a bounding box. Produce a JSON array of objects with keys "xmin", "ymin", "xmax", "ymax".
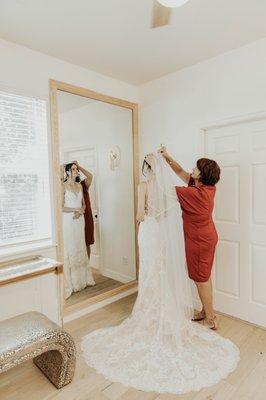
[
  {"xmin": 142, "ymin": 159, "xmax": 152, "ymax": 176},
  {"xmin": 64, "ymin": 163, "xmax": 81, "ymax": 183},
  {"xmin": 196, "ymin": 158, "xmax": 220, "ymax": 186}
]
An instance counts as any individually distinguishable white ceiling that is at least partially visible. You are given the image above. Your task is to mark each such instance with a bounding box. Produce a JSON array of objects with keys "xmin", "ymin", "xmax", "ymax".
[{"xmin": 1, "ymin": 0, "xmax": 266, "ymax": 84}]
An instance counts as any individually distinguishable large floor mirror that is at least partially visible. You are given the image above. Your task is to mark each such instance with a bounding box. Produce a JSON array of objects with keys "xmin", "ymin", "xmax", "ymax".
[{"xmin": 50, "ymin": 80, "xmax": 139, "ymax": 314}]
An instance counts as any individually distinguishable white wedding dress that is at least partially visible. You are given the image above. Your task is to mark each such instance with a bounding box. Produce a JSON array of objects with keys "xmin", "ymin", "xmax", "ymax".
[
  {"xmin": 81, "ymin": 155, "xmax": 240, "ymax": 394},
  {"xmin": 63, "ymin": 187, "xmax": 95, "ymax": 299}
]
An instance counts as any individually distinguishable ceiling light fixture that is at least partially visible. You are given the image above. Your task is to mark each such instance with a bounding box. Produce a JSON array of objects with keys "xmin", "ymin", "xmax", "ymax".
[{"xmin": 156, "ymin": 0, "xmax": 189, "ymax": 7}]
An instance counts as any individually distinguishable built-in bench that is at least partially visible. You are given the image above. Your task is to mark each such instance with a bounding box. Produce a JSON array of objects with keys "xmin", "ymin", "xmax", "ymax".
[{"xmin": 0, "ymin": 311, "xmax": 76, "ymax": 388}]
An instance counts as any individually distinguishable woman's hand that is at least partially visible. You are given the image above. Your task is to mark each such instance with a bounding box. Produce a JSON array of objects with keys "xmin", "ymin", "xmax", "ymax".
[
  {"xmin": 158, "ymin": 147, "xmax": 191, "ymax": 183},
  {"xmin": 73, "ymin": 208, "xmax": 84, "ymax": 219},
  {"xmin": 73, "ymin": 161, "xmax": 93, "ymax": 188},
  {"xmin": 158, "ymin": 145, "xmax": 170, "ymax": 161},
  {"xmin": 136, "ymin": 215, "xmax": 144, "ymax": 225},
  {"xmin": 136, "ymin": 219, "xmax": 143, "ymax": 228},
  {"xmin": 73, "ymin": 211, "xmax": 81, "ymax": 220}
]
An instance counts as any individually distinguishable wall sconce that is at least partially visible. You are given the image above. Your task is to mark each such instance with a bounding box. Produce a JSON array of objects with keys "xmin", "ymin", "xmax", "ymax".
[{"xmin": 109, "ymin": 146, "xmax": 121, "ymax": 170}]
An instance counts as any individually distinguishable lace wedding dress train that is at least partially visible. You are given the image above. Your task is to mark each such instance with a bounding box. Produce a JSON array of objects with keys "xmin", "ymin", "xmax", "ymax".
[{"xmin": 81, "ymin": 155, "xmax": 240, "ymax": 394}]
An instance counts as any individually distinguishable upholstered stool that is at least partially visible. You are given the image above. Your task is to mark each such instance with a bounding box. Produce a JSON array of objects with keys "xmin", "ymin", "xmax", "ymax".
[{"xmin": 0, "ymin": 311, "xmax": 76, "ymax": 388}]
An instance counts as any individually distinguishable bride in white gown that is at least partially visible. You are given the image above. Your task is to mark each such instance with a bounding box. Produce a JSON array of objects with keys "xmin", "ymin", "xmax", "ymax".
[
  {"xmin": 81, "ymin": 153, "xmax": 240, "ymax": 394},
  {"xmin": 62, "ymin": 162, "xmax": 95, "ymax": 299}
]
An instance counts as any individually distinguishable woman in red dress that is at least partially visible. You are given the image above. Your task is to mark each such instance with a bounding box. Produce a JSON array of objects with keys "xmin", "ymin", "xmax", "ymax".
[
  {"xmin": 159, "ymin": 146, "xmax": 221, "ymax": 330},
  {"xmin": 71, "ymin": 161, "xmax": 95, "ymax": 258}
]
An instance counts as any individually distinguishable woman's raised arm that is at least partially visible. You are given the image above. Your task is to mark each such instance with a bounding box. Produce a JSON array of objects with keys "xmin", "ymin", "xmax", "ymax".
[
  {"xmin": 158, "ymin": 146, "xmax": 190, "ymax": 184},
  {"xmin": 72, "ymin": 160, "xmax": 93, "ymax": 189}
]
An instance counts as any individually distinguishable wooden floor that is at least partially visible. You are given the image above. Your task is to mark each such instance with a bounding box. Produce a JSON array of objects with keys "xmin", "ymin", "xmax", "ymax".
[
  {"xmin": 65, "ymin": 269, "xmax": 125, "ymax": 307},
  {"xmin": 1, "ymin": 293, "xmax": 266, "ymax": 400}
]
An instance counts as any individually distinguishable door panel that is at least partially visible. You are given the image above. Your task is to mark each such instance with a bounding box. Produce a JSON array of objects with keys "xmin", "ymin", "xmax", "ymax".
[{"xmin": 205, "ymin": 118, "xmax": 266, "ymax": 327}]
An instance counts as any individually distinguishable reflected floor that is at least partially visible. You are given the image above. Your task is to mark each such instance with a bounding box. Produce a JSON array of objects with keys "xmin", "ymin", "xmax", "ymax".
[{"xmin": 65, "ymin": 268, "xmax": 125, "ymax": 307}]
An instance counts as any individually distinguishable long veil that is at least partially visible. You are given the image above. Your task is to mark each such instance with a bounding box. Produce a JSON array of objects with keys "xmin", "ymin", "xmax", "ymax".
[{"xmin": 146, "ymin": 153, "xmax": 194, "ymax": 343}]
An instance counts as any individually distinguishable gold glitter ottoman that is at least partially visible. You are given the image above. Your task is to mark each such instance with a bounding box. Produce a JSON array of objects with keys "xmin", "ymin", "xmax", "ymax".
[{"xmin": 0, "ymin": 311, "xmax": 76, "ymax": 388}]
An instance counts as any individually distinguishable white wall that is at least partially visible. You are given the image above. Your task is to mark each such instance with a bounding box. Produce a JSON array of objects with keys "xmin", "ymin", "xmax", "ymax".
[
  {"xmin": 138, "ymin": 37, "xmax": 266, "ymax": 171},
  {"xmin": 0, "ymin": 272, "xmax": 61, "ymax": 325},
  {"xmin": 3, "ymin": 35, "xmax": 266, "ymax": 263},
  {"xmin": 138, "ymin": 37, "xmax": 266, "ymax": 307},
  {"xmin": 59, "ymin": 100, "xmax": 136, "ymax": 282},
  {"xmin": 0, "ymin": 38, "xmax": 138, "ymax": 262}
]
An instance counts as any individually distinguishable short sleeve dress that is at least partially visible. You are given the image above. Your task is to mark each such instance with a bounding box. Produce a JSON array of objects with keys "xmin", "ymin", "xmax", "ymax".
[{"xmin": 175, "ymin": 176, "xmax": 218, "ymax": 282}]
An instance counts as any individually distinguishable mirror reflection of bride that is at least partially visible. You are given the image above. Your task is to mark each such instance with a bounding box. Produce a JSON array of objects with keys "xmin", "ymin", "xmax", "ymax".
[{"xmin": 62, "ymin": 162, "xmax": 95, "ymax": 299}]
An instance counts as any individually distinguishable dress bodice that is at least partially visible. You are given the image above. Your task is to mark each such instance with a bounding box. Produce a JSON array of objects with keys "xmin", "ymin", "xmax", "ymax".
[
  {"xmin": 64, "ymin": 188, "xmax": 83, "ymax": 209},
  {"xmin": 144, "ymin": 179, "xmax": 164, "ymax": 218}
]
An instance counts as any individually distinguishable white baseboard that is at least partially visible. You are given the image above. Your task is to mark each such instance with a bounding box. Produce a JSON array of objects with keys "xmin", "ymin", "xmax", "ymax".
[
  {"xmin": 99, "ymin": 268, "xmax": 135, "ymax": 284},
  {"xmin": 63, "ymin": 286, "xmax": 138, "ymax": 324},
  {"xmin": 90, "ymin": 254, "xmax": 99, "ymax": 269}
]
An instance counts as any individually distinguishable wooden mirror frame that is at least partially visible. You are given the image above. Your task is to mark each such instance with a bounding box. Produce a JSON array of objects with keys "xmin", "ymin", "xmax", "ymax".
[{"xmin": 49, "ymin": 79, "xmax": 139, "ymax": 315}]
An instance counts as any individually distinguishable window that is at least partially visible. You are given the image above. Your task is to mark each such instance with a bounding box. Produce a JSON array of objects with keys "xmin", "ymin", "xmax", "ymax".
[{"xmin": 0, "ymin": 90, "xmax": 52, "ymax": 256}]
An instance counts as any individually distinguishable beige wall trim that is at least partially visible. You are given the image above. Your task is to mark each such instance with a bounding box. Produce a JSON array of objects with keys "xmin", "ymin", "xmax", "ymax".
[
  {"xmin": 65, "ymin": 281, "xmax": 138, "ymax": 316},
  {"xmin": 64, "ymin": 286, "xmax": 137, "ymax": 323},
  {"xmin": 49, "ymin": 79, "xmax": 138, "ymax": 109}
]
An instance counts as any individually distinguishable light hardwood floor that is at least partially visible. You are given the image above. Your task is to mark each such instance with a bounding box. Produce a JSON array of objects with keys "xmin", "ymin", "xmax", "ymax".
[
  {"xmin": 65, "ymin": 268, "xmax": 125, "ymax": 307},
  {"xmin": 1, "ymin": 293, "xmax": 266, "ymax": 400}
]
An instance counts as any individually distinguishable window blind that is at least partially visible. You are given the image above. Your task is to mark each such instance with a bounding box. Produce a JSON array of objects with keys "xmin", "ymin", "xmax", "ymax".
[{"xmin": 0, "ymin": 90, "xmax": 52, "ymax": 254}]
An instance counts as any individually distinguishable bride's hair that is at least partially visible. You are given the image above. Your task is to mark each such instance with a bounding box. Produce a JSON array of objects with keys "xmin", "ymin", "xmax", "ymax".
[
  {"xmin": 142, "ymin": 159, "xmax": 153, "ymax": 177},
  {"xmin": 64, "ymin": 163, "xmax": 81, "ymax": 183}
]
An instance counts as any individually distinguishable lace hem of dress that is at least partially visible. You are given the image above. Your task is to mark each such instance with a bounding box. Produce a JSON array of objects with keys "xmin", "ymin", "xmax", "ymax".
[{"xmin": 81, "ymin": 324, "xmax": 240, "ymax": 395}]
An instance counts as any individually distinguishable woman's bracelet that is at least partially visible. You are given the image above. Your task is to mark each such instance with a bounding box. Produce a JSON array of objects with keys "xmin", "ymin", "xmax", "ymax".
[{"xmin": 167, "ymin": 158, "xmax": 173, "ymax": 165}]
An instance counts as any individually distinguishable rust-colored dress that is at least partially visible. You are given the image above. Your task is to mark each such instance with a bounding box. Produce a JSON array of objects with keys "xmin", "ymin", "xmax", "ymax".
[
  {"xmin": 175, "ymin": 176, "xmax": 218, "ymax": 282},
  {"xmin": 81, "ymin": 180, "xmax": 94, "ymax": 246}
]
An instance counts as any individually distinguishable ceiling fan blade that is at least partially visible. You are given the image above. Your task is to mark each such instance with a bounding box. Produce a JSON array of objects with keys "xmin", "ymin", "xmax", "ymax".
[{"xmin": 151, "ymin": 0, "xmax": 172, "ymax": 28}]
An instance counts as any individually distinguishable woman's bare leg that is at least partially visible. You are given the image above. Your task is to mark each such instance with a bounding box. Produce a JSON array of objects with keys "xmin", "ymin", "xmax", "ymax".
[{"xmin": 195, "ymin": 278, "xmax": 215, "ymax": 320}]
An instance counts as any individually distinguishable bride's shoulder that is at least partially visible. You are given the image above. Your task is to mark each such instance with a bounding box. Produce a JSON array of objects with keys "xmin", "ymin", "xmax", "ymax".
[
  {"xmin": 62, "ymin": 181, "xmax": 70, "ymax": 190},
  {"xmin": 62, "ymin": 181, "xmax": 72, "ymax": 191}
]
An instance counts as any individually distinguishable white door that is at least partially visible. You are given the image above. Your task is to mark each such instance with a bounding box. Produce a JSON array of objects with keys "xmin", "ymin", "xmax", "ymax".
[
  {"xmin": 63, "ymin": 146, "xmax": 101, "ymax": 269},
  {"xmin": 205, "ymin": 117, "xmax": 266, "ymax": 328}
]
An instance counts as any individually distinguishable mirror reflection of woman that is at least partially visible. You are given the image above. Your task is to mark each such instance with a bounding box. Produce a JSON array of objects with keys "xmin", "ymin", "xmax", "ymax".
[
  {"xmin": 62, "ymin": 162, "xmax": 95, "ymax": 299},
  {"xmin": 71, "ymin": 161, "xmax": 95, "ymax": 260}
]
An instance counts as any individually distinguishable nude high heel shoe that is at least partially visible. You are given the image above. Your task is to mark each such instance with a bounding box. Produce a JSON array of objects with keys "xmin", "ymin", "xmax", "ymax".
[
  {"xmin": 192, "ymin": 309, "xmax": 206, "ymax": 322},
  {"xmin": 202, "ymin": 315, "xmax": 218, "ymax": 330}
]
